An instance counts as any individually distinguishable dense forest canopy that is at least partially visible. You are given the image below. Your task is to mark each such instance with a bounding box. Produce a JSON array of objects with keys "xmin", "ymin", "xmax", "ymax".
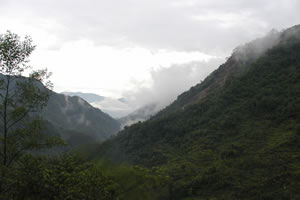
[{"xmin": 89, "ymin": 25, "xmax": 300, "ymax": 199}]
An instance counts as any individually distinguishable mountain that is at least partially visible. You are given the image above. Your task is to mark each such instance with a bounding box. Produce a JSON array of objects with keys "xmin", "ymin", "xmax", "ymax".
[
  {"xmin": 91, "ymin": 97, "xmax": 133, "ymax": 118},
  {"xmin": 42, "ymin": 92, "xmax": 120, "ymax": 143},
  {"xmin": 0, "ymin": 74, "xmax": 120, "ymax": 147},
  {"xmin": 118, "ymin": 103, "xmax": 158, "ymax": 129},
  {"xmin": 62, "ymin": 91, "xmax": 133, "ymax": 118},
  {"xmin": 89, "ymin": 25, "xmax": 300, "ymax": 199},
  {"xmin": 62, "ymin": 91, "xmax": 105, "ymax": 103},
  {"xmin": 62, "ymin": 92, "xmax": 161, "ymax": 125}
]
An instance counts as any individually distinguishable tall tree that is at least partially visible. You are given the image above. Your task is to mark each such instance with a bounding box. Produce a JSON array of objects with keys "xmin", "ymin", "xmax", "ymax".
[{"xmin": 0, "ymin": 31, "xmax": 61, "ymax": 195}]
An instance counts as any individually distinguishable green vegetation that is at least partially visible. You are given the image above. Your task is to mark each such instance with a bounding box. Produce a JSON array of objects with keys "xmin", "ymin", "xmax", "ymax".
[
  {"xmin": 1, "ymin": 25, "xmax": 300, "ymax": 199},
  {"xmin": 0, "ymin": 31, "xmax": 63, "ymax": 197},
  {"xmin": 91, "ymin": 25, "xmax": 300, "ymax": 199},
  {"xmin": 42, "ymin": 92, "xmax": 120, "ymax": 143},
  {"xmin": 0, "ymin": 31, "xmax": 168, "ymax": 200},
  {"xmin": 0, "ymin": 154, "xmax": 169, "ymax": 200}
]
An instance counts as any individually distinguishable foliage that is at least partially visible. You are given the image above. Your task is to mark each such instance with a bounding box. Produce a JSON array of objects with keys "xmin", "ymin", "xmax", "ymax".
[
  {"xmin": 0, "ymin": 31, "xmax": 122, "ymax": 200},
  {"xmin": 91, "ymin": 26, "xmax": 300, "ymax": 199},
  {"xmin": 98, "ymin": 162, "xmax": 170, "ymax": 200},
  {"xmin": 0, "ymin": 31, "xmax": 63, "ymax": 196},
  {"xmin": 2, "ymin": 26, "xmax": 300, "ymax": 200},
  {"xmin": 0, "ymin": 153, "xmax": 170, "ymax": 200},
  {"xmin": 1, "ymin": 154, "xmax": 117, "ymax": 200},
  {"xmin": 41, "ymin": 93, "xmax": 120, "ymax": 143}
]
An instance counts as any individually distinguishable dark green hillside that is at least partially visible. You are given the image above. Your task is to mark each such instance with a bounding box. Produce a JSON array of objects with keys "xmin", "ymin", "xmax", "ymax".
[
  {"xmin": 90, "ymin": 25, "xmax": 300, "ymax": 199},
  {"xmin": 42, "ymin": 92, "xmax": 120, "ymax": 142},
  {"xmin": 161, "ymin": 28, "xmax": 280, "ymax": 114},
  {"xmin": 0, "ymin": 73, "xmax": 120, "ymax": 144}
]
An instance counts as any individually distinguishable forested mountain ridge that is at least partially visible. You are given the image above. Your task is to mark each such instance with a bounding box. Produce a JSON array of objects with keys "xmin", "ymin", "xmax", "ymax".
[
  {"xmin": 62, "ymin": 91, "xmax": 135, "ymax": 119},
  {"xmin": 62, "ymin": 91, "xmax": 105, "ymax": 103},
  {"xmin": 160, "ymin": 28, "xmax": 281, "ymax": 114},
  {"xmin": 89, "ymin": 25, "xmax": 300, "ymax": 199},
  {"xmin": 118, "ymin": 103, "xmax": 158, "ymax": 129},
  {"xmin": 0, "ymin": 74, "xmax": 121, "ymax": 145},
  {"xmin": 42, "ymin": 91, "xmax": 120, "ymax": 142}
]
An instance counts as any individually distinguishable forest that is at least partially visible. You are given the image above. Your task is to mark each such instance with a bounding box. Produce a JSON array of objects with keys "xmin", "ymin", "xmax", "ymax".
[{"xmin": 1, "ymin": 25, "xmax": 300, "ymax": 199}]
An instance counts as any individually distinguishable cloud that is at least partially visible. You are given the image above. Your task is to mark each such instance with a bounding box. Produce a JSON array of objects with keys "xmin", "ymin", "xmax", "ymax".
[
  {"xmin": 123, "ymin": 58, "xmax": 224, "ymax": 111},
  {"xmin": 0, "ymin": 0, "xmax": 299, "ymax": 102},
  {"xmin": 28, "ymin": 40, "xmax": 214, "ymax": 97},
  {"xmin": 1, "ymin": 0, "xmax": 299, "ymax": 55}
]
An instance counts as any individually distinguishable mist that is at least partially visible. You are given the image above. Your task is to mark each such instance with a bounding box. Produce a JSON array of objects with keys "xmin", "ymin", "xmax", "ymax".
[{"xmin": 122, "ymin": 58, "xmax": 224, "ymax": 113}]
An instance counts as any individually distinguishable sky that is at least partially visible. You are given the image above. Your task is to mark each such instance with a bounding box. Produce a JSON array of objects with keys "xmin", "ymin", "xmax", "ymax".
[{"xmin": 1, "ymin": 0, "xmax": 300, "ymax": 110}]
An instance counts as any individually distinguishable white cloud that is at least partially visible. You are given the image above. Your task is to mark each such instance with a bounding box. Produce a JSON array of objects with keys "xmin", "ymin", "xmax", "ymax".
[
  {"xmin": 1, "ymin": 0, "xmax": 299, "ymax": 53},
  {"xmin": 28, "ymin": 39, "xmax": 215, "ymax": 97},
  {"xmin": 123, "ymin": 58, "xmax": 224, "ymax": 111},
  {"xmin": 0, "ymin": 0, "xmax": 299, "ymax": 105}
]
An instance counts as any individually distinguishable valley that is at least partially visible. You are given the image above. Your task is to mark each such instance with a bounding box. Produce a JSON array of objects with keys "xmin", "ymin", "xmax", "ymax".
[{"xmin": 1, "ymin": 21, "xmax": 300, "ymax": 200}]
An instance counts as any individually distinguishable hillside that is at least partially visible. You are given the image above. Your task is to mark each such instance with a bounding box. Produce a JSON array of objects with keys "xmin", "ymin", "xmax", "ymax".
[
  {"xmin": 42, "ymin": 92, "xmax": 120, "ymax": 143},
  {"xmin": 0, "ymin": 73, "xmax": 120, "ymax": 146},
  {"xmin": 90, "ymin": 25, "xmax": 300, "ymax": 199},
  {"xmin": 62, "ymin": 91, "xmax": 105, "ymax": 103},
  {"xmin": 118, "ymin": 103, "xmax": 158, "ymax": 129},
  {"xmin": 62, "ymin": 91, "xmax": 133, "ymax": 118}
]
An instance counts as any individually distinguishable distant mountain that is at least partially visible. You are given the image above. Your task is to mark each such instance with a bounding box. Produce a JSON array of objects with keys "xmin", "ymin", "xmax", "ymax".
[
  {"xmin": 118, "ymin": 103, "xmax": 158, "ymax": 129},
  {"xmin": 0, "ymin": 74, "xmax": 121, "ymax": 148},
  {"xmin": 62, "ymin": 92, "xmax": 105, "ymax": 103},
  {"xmin": 42, "ymin": 92, "xmax": 120, "ymax": 142},
  {"xmin": 90, "ymin": 25, "xmax": 300, "ymax": 199},
  {"xmin": 61, "ymin": 92, "xmax": 132, "ymax": 118},
  {"xmin": 91, "ymin": 97, "xmax": 133, "ymax": 118}
]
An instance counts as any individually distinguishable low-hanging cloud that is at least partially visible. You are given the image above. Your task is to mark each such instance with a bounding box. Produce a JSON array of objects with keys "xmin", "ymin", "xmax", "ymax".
[{"xmin": 123, "ymin": 58, "xmax": 224, "ymax": 112}]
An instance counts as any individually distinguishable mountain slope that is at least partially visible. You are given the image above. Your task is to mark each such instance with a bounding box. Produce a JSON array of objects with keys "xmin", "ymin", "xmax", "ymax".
[
  {"xmin": 42, "ymin": 92, "xmax": 120, "ymax": 141},
  {"xmin": 62, "ymin": 91, "xmax": 105, "ymax": 103},
  {"xmin": 62, "ymin": 91, "xmax": 133, "ymax": 118},
  {"xmin": 160, "ymin": 29, "xmax": 280, "ymax": 114},
  {"xmin": 118, "ymin": 103, "xmax": 158, "ymax": 129},
  {"xmin": 90, "ymin": 25, "xmax": 300, "ymax": 199},
  {"xmin": 0, "ymin": 74, "xmax": 119, "ymax": 147}
]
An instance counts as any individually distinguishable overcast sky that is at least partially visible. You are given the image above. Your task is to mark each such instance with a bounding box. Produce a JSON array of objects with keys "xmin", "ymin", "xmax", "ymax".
[{"xmin": 1, "ymin": 0, "xmax": 300, "ymax": 103}]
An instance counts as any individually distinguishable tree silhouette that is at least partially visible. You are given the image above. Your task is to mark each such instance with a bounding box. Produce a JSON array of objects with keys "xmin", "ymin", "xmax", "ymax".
[{"xmin": 0, "ymin": 31, "xmax": 62, "ymax": 195}]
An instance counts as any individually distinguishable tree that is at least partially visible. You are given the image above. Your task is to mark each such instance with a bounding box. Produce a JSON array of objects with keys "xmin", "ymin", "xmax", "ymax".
[
  {"xmin": 11, "ymin": 154, "xmax": 119, "ymax": 200},
  {"xmin": 0, "ymin": 31, "xmax": 62, "ymax": 195}
]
